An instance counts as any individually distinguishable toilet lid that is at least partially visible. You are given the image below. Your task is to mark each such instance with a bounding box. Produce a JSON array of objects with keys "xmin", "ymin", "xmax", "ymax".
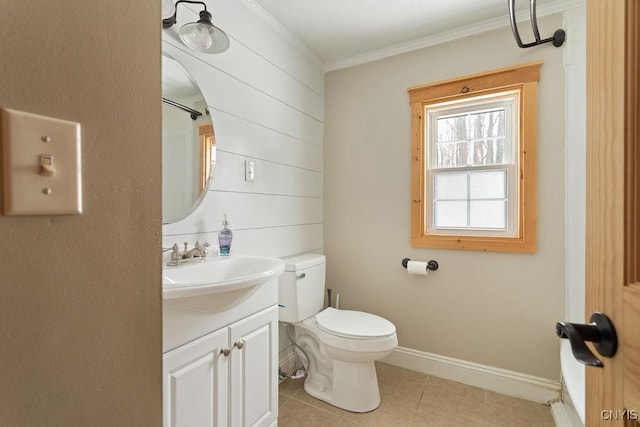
[{"xmin": 316, "ymin": 308, "xmax": 396, "ymax": 339}]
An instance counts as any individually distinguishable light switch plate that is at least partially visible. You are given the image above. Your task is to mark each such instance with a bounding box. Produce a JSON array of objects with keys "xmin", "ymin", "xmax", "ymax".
[
  {"xmin": 1, "ymin": 108, "xmax": 82, "ymax": 215},
  {"xmin": 244, "ymin": 160, "xmax": 255, "ymax": 182}
]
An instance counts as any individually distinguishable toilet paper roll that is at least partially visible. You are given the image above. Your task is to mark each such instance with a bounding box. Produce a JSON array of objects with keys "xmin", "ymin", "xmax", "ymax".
[{"xmin": 406, "ymin": 260, "xmax": 429, "ymax": 276}]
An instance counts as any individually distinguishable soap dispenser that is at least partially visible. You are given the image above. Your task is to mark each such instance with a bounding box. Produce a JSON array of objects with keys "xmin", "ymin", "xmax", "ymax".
[{"xmin": 218, "ymin": 213, "xmax": 233, "ymax": 256}]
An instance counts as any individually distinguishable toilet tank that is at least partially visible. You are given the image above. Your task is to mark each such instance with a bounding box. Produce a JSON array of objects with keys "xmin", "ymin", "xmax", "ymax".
[{"xmin": 278, "ymin": 253, "xmax": 326, "ymax": 322}]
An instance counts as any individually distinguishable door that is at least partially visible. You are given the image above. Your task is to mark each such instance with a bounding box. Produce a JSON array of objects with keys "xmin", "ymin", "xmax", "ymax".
[
  {"xmin": 163, "ymin": 327, "xmax": 230, "ymax": 427},
  {"xmin": 229, "ymin": 306, "xmax": 278, "ymax": 427},
  {"xmin": 586, "ymin": 0, "xmax": 640, "ymax": 425}
]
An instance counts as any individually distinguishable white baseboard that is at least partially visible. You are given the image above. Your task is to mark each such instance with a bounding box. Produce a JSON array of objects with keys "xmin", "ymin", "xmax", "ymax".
[
  {"xmin": 551, "ymin": 401, "xmax": 584, "ymax": 427},
  {"xmin": 382, "ymin": 346, "xmax": 561, "ymax": 404}
]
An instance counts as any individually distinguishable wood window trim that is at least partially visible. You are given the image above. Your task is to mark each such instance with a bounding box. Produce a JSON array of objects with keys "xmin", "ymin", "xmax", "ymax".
[
  {"xmin": 408, "ymin": 62, "xmax": 541, "ymax": 253},
  {"xmin": 198, "ymin": 124, "xmax": 215, "ymax": 192}
]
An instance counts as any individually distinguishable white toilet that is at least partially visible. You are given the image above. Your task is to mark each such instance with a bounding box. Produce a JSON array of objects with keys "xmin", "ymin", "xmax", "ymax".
[{"xmin": 278, "ymin": 253, "xmax": 398, "ymax": 413}]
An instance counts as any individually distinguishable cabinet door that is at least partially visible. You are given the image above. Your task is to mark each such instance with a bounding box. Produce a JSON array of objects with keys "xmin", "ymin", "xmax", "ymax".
[
  {"xmin": 229, "ymin": 306, "xmax": 278, "ymax": 427},
  {"xmin": 163, "ymin": 327, "xmax": 229, "ymax": 427}
]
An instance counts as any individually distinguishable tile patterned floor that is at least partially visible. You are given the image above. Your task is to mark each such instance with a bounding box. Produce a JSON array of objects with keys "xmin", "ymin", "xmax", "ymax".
[{"xmin": 278, "ymin": 362, "xmax": 555, "ymax": 426}]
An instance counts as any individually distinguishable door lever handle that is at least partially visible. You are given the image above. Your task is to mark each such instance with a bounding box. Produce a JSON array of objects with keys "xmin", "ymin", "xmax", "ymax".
[{"xmin": 555, "ymin": 312, "xmax": 617, "ymax": 368}]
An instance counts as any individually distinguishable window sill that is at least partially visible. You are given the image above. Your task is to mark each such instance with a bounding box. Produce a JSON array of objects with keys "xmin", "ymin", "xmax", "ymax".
[{"xmin": 411, "ymin": 233, "xmax": 536, "ymax": 253}]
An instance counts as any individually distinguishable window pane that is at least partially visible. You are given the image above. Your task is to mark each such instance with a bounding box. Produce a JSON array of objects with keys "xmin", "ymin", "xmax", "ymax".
[
  {"xmin": 469, "ymin": 170, "xmax": 506, "ymax": 199},
  {"xmin": 471, "ymin": 138, "xmax": 507, "ymax": 165},
  {"xmin": 434, "ymin": 201, "xmax": 467, "ymax": 228},
  {"xmin": 469, "ymin": 201, "xmax": 507, "ymax": 229},
  {"xmin": 435, "ymin": 108, "xmax": 510, "ymax": 168},
  {"xmin": 437, "ymin": 115, "xmax": 467, "ymax": 143},
  {"xmin": 436, "ymin": 142, "xmax": 469, "ymax": 168},
  {"xmin": 488, "ymin": 137, "xmax": 507, "ymax": 164},
  {"xmin": 469, "ymin": 109, "xmax": 506, "ymax": 166},
  {"xmin": 434, "ymin": 172, "xmax": 467, "ymax": 200},
  {"xmin": 469, "ymin": 109, "xmax": 505, "ymax": 139}
]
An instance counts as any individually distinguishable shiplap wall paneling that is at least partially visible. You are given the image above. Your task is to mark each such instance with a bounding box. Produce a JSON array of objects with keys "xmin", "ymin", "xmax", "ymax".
[
  {"xmin": 163, "ymin": 225, "xmax": 323, "ymax": 259},
  {"xmin": 162, "ymin": 43, "xmax": 323, "ymax": 147},
  {"xmin": 212, "ymin": 111, "xmax": 323, "ymax": 171},
  {"xmin": 162, "ymin": 0, "xmax": 324, "ymax": 263}
]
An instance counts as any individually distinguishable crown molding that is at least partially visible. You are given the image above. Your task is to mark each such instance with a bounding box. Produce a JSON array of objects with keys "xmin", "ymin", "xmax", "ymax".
[
  {"xmin": 236, "ymin": 0, "xmax": 324, "ymax": 68},
  {"xmin": 238, "ymin": 0, "xmax": 585, "ymax": 74},
  {"xmin": 325, "ymin": 0, "xmax": 586, "ymax": 72},
  {"xmin": 325, "ymin": 15, "xmax": 515, "ymax": 73}
]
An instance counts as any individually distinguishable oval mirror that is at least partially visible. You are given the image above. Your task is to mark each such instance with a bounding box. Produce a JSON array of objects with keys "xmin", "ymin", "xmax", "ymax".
[{"xmin": 162, "ymin": 53, "xmax": 215, "ymax": 224}]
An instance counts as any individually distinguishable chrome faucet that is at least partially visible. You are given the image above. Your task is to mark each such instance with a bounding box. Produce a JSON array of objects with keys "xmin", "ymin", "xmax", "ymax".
[
  {"xmin": 183, "ymin": 241, "xmax": 210, "ymax": 259},
  {"xmin": 165, "ymin": 241, "xmax": 211, "ymax": 266}
]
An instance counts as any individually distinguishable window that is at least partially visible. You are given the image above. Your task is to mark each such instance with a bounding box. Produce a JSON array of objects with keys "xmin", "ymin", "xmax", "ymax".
[
  {"xmin": 429, "ymin": 93, "xmax": 517, "ymax": 235},
  {"xmin": 408, "ymin": 62, "xmax": 540, "ymax": 253}
]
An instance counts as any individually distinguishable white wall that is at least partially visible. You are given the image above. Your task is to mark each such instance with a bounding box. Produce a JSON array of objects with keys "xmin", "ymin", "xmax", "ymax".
[
  {"xmin": 324, "ymin": 14, "xmax": 567, "ymax": 380},
  {"xmin": 162, "ymin": 0, "xmax": 324, "ymax": 253},
  {"xmin": 563, "ymin": 6, "xmax": 587, "ymax": 424}
]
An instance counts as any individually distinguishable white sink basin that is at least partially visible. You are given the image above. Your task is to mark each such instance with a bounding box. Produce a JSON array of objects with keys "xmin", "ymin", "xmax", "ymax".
[{"xmin": 163, "ymin": 255, "xmax": 285, "ymax": 300}]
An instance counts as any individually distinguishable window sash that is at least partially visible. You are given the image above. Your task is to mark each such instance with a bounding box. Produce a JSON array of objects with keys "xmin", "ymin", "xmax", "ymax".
[
  {"xmin": 427, "ymin": 95, "xmax": 517, "ymax": 170},
  {"xmin": 424, "ymin": 93, "xmax": 519, "ymax": 237},
  {"xmin": 426, "ymin": 165, "xmax": 518, "ymax": 236}
]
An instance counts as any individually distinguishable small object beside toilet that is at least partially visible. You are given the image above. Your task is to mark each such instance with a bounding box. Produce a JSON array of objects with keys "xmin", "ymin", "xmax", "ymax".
[{"xmin": 326, "ymin": 288, "xmax": 340, "ymax": 309}]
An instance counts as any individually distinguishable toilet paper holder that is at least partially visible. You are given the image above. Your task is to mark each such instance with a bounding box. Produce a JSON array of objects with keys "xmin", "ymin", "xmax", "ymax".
[{"xmin": 402, "ymin": 258, "xmax": 439, "ymax": 271}]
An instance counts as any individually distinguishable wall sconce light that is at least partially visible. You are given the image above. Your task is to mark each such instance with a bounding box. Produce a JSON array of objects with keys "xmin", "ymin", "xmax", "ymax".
[{"xmin": 162, "ymin": 0, "xmax": 230, "ymax": 54}]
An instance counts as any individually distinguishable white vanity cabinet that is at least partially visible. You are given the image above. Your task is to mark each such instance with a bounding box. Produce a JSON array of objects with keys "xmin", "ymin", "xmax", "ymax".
[
  {"xmin": 163, "ymin": 305, "xmax": 279, "ymax": 427},
  {"xmin": 163, "ymin": 326, "xmax": 229, "ymax": 427}
]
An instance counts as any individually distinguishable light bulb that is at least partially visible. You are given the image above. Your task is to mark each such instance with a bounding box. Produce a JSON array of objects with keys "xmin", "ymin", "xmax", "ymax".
[
  {"xmin": 194, "ymin": 24, "xmax": 213, "ymax": 50},
  {"xmin": 177, "ymin": 11, "xmax": 230, "ymax": 54}
]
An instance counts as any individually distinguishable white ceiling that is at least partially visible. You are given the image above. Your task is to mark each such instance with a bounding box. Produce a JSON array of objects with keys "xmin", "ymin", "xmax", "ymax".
[{"xmin": 250, "ymin": 0, "xmax": 581, "ymax": 70}]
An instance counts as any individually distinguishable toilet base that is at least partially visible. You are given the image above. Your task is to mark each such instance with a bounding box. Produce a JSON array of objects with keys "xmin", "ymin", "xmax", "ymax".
[{"xmin": 304, "ymin": 359, "xmax": 381, "ymax": 413}]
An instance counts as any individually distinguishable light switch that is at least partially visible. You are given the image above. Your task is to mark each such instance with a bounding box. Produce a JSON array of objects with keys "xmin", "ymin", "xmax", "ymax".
[
  {"xmin": 1, "ymin": 108, "xmax": 82, "ymax": 215},
  {"xmin": 244, "ymin": 160, "xmax": 255, "ymax": 182}
]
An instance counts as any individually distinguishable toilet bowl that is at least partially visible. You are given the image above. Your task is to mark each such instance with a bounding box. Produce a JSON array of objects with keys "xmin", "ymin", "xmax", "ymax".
[{"xmin": 278, "ymin": 254, "xmax": 398, "ymax": 412}]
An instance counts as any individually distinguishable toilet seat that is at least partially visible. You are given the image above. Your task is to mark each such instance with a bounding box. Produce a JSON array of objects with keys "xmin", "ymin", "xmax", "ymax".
[
  {"xmin": 300, "ymin": 308, "xmax": 398, "ymax": 355},
  {"xmin": 316, "ymin": 308, "xmax": 396, "ymax": 339}
]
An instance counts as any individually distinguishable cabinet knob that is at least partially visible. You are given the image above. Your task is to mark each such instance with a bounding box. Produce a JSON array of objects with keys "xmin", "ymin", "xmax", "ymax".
[
  {"xmin": 234, "ymin": 340, "xmax": 245, "ymax": 350},
  {"xmin": 220, "ymin": 347, "xmax": 231, "ymax": 357}
]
